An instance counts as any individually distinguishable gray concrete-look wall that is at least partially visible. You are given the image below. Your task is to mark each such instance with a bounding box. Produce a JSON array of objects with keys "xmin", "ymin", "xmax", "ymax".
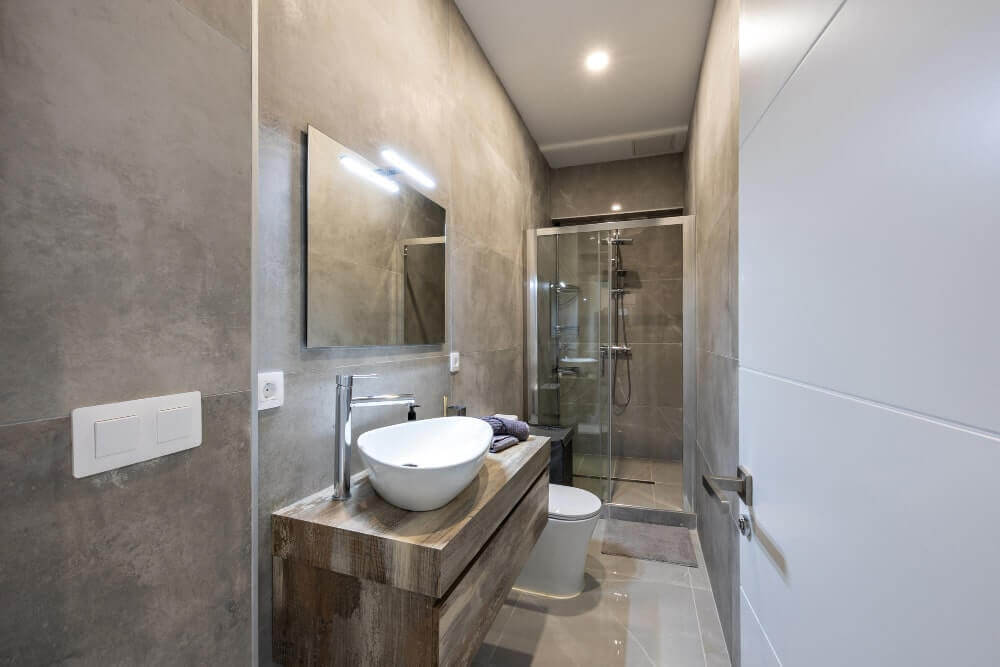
[
  {"xmin": 256, "ymin": 0, "xmax": 549, "ymax": 661},
  {"xmin": 0, "ymin": 1, "xmax": 253, "ymax": 664},
  {"xmin": 684, "ymin": 0, "xmax": 741, "ymax": 663},
  {"xmin": 551, "ymin": 154, "xmax": 685, "ymax": 219}
]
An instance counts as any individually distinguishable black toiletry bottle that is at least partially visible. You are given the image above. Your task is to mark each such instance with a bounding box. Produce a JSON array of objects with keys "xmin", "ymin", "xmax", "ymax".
[{"xmin": 407, "ymin": 404, "xmax": 419, "ymax": 421}]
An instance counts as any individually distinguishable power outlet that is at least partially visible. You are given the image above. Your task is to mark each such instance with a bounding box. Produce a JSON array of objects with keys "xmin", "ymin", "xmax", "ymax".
[
  {"xmin": 449, "ymin": 351, "xmax": 460, "ymax": 373},
  {"xmin": 258, "ymin": 371, "xmax": 284, "ymax": 410}
]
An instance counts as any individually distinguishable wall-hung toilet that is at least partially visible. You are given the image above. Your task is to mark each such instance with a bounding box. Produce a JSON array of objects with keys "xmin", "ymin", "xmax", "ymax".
[{"xmin": 514, "ymin": 484, "xmax": 602, "ymax": 598}]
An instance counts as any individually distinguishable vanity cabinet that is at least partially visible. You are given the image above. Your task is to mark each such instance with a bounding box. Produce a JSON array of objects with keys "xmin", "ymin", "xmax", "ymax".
[{"xmin": 271, "ymin": 436, "xmax": 550, "ymax": 666}]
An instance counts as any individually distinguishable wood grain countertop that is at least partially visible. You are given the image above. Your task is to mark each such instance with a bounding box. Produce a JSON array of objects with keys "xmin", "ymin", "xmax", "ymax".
[{"xmin": 272, "ymin": 435, "xmax": 550, "ymax": 598}]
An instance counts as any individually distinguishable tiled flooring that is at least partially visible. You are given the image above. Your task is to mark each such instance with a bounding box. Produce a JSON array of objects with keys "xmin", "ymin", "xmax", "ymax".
[
  {"xmin": 573, "ymin": 456, "xmax": 684, "ymax": 511},
  {"xmin": 474, "ymin": 519, "xmax": 731, "ymax": 666}
]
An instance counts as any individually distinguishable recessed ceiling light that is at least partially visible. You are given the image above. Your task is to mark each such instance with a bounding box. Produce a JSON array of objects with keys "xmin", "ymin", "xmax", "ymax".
[
  {"xmin": 610, "ymin": 203, "xmax": 622, "ymax": 212},
  {"xmin": 585, "ymin": 50, "xmax": 610, "ymax": 73}
]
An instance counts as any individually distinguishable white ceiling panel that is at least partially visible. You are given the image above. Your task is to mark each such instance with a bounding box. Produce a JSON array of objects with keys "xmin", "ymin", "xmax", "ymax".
[{"xmin": 455, "ymin": 0, "xmax": 714, "ymax": 167}]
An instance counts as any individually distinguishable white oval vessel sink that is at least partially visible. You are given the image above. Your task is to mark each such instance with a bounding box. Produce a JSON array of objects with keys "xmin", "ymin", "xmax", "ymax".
[{"xmin": 357, "ymin": 416, "xmax": 493, "ymax": 511}]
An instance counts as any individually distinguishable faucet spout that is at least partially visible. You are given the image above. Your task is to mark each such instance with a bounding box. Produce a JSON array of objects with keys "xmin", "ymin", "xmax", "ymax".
[{"xmin": 350, "ymin": 393, "xmax": 416, "ymax": 407}]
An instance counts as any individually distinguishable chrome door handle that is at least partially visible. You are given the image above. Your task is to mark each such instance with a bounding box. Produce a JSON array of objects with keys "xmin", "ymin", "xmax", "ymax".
[
  {"xmin": 701, "ymin": 465, "xmax": 753, "ymax": 506},
  {"xmin": 702, "ymin": 466, "xmax": 753, "ymax": 538}
]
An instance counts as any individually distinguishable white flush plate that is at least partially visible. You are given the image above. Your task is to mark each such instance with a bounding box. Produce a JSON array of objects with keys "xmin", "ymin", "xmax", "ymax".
[
  {"xmin": 450, "ymin": 351, "xmax": 460, "ymax": 373},
  {"xmin": 71, "ymin": 391, "xmax": 202, "ymax": 478}
]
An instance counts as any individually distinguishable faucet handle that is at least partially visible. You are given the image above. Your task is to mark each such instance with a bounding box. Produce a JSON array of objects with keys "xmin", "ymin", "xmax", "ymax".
[{"xmin": 335, "ymin": 373, "xmax": 378, "ymax": 387}]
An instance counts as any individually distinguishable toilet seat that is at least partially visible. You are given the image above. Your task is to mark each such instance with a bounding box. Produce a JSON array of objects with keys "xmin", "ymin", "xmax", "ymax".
[{"xmin": 548, "ymin": 484, "xmax": 602, "ymax": 521}]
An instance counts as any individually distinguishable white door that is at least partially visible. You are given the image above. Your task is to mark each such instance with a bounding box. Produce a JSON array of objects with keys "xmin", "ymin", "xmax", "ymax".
[{"xmin": 738, "ymin": 1, "xmax": 1000, "ymax": 665}]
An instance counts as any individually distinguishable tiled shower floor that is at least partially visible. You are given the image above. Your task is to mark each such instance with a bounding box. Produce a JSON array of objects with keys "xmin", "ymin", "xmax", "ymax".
[
  {"xmin": 572, "ymin": 455, "xmax": 684, "ymax": 511},
  {"xmin": 473, "ymin": 519, "xmax": 731, "ymax": 666}
]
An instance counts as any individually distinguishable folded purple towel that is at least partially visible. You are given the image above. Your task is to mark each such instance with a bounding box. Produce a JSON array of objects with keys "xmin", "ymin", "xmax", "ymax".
[
  {"xmin": 480, "ymin": 415, "xmax": 530, "ymax": 442},
  {"xmin": 490, "ymin": 435, "xmax": 519, "ymax": 453}
]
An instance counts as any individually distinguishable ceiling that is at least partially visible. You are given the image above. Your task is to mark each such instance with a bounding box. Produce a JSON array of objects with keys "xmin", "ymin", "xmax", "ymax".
[{"xmin": 455, "ymin": 0, "xmax": 715, "ymax": 168}]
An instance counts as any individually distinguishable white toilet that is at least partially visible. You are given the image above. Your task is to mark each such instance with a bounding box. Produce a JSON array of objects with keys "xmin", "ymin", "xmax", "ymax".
[{"xmin": 514, "ymin": 484, "xmax": 603, "ymax": 598}]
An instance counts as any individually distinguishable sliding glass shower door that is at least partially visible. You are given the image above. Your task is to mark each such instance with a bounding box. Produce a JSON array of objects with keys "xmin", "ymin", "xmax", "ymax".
[
  {"xmin": 534, "ymin": 230, "xmax": 610, "ymax": 500},
  {"xmin": 530, "ymin": 218, "xmax": 686, "ymax": 511}
]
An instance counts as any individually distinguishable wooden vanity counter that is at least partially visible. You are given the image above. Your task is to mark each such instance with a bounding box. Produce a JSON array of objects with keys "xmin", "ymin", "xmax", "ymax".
[{"xmin": 272, "ymin": 435, "xmax": 550, "ymax": 666}]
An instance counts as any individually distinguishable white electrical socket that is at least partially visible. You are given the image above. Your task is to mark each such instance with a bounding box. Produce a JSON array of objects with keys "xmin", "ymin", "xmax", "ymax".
[
  {"xmin": 450, "ymin": 351, "xmax": 460, "ymax": 373},
  {"xmin": 258, "ymin": 371, "xmax": 284, "ymax": 410}
]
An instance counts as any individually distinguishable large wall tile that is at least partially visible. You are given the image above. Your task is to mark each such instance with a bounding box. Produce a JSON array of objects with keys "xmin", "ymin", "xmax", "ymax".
[
  {"xmin": 612, "ymin": 406, "xmax": 684, "ymax": 461},
  {"xmin": 685, "ymin": 0, "xmax": 741, "ymax": 657},
  {"xmin": 0, "ymin": 0, "xmax": 252, "ymax": 424},
  {"xmin": 696, "ymin": 350, "xmax": 739, "ymax": 477},
  {"xmin": 451, "ymin": 348, "xmax": 524, "ymax": 418},
  {"xmin": 626, "ymin": 224, "xmax": 684, "ymax": 280},
  {"xmin": 694, "ymin": 444, "xmax": 741, "ymax": 667},
  {"xmin": 178, "ymin": 0, "xmax": 253, "ymax": 50},
  {"xmin": 696, "ymin": 193, "xmax": 738, "ymax": 359},
  {"xmin": 686, "ymin": 0, "xmax": 739, "ymax": 227},
  {"xmin": 452, "ymin": 235, "xmax": 524, "ymax": 354},
  {"xmin": 627, "ymin": 278, "xmax": 683, "ymax": 344},
  {"xmin": 449, "ymin": 115, "xmax": 526, "ymax": 263},
  {"xmin": 260, "ymin": 0, "xmax": 452, "ymax": 204},
  {"xmin": 550, "ymin": 154, "xmax": 686, "ymax": 219},
  {"xmin": 627, "ymin": 343, "xmax": 683, "ymax": 408},
  {"xmin": 0, "ymin": 392, "xmax": 252, "ymax": 664}
]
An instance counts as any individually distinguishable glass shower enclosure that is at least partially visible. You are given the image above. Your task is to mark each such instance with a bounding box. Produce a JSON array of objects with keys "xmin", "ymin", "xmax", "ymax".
[{"xmin": 527, "ymin": 217, "xmax": 689, "ymax": 513}]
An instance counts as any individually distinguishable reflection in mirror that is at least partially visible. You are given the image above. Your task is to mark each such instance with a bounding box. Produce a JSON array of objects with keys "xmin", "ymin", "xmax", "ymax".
[{"xmin": 306, "ymin": 125, "xmax": 446, "ymax": 347}]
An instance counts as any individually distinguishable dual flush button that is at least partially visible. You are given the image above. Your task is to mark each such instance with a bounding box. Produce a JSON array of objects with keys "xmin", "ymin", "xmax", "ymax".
[{"xmin": 72, "ymin": 392, "xmax": 202, "ymax": 478}]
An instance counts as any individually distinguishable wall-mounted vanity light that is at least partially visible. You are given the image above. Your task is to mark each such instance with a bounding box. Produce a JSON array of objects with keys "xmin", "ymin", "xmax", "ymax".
[
  {"xmin": 339, "ymin": 154, "xmax": 400, "ymax": 194},
  {"xmin": 610, "ymin": 202, "xmax": 622, "ymax": 211},
  {"xmin": 381, "ymin": 149, "xmax": 436, "ymax": 189}
]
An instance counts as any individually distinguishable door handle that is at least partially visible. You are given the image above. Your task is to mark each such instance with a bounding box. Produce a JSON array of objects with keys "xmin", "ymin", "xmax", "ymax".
[
  {"xmin": 701, "ymin": 465, "xmax": 753, "ymax": 506},
  {"xmin": 702, "ymin": 466, "xmax": 753, "ymax": 537}
]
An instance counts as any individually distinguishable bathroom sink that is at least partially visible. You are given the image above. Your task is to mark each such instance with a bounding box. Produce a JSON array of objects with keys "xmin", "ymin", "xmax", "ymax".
[{"xmin": 357, "ymin": 416, "xmax": 493, "ymax": 511}]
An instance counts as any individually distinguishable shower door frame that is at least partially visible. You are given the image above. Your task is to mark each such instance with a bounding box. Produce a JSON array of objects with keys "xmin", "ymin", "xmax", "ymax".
[{"xmin": 525, "ymin": 215, "xmax": 696, "ymax": 512}]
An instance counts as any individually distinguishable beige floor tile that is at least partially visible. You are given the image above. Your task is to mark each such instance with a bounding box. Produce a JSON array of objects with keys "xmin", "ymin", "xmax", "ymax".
[
  {"xmin": 480, "ymin": 519, "xmax": 728, "ymax": 666},
  {"xmin": 651, "ymin": 460, "xmax": 683, "ymax": 485},
  {"xmin": 474, "ymin": 589, "xmax": 521, "ymax": 664},
  {"xmin": 688, "ymin": 530, "xmax": 713, "ymax": 591},
  {"xmin": 653, "ymin": 483, "xmax": 684, "ymax": 511},
  {"xmin": 613, "ymin": 456, "xmax": 654, "ymax": 482},
  {"xmin": 694, "ymin": 587, "xmax": 732, "ymax": 666},
  {"xmin": 610, "ymin": 480, "xmax": 656, "ymax": 507}
]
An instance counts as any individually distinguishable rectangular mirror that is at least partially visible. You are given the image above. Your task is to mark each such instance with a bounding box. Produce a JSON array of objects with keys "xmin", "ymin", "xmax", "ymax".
[{"xmin": 306, "ymin": 125, "xmax": 446, "ymax": 347}]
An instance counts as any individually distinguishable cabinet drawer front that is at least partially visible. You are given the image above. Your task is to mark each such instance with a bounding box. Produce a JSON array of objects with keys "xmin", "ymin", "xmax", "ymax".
[{"xmin": 436, "ymin": 471, "xmax": 548, "ymax": 667}]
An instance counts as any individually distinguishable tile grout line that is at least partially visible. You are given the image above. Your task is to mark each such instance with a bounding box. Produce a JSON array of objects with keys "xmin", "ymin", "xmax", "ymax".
[
  {"xmin": 0, "ymin": 388, "xmax": 253, "ymax": 430},
  {"xmin": 689, "ymin": 576, "xmax": 710, "ymax": 667}
]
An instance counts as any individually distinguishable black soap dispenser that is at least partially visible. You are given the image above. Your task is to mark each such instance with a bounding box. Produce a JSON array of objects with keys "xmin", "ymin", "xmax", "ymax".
[{"xmin": 407, "ymin": 404, "xmax": 420, "ymax": 421}]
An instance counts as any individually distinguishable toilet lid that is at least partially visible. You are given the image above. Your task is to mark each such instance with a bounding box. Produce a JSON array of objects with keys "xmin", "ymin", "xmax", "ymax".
[{"xmin": 549, "ymin": 484, "xmax": 602, "ymax": 520}]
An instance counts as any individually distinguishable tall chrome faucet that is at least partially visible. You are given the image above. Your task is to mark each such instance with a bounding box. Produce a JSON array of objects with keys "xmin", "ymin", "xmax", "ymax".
[{"xmin": 333, "ymin": 373, "xmax": 415, "ymax": 500}]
